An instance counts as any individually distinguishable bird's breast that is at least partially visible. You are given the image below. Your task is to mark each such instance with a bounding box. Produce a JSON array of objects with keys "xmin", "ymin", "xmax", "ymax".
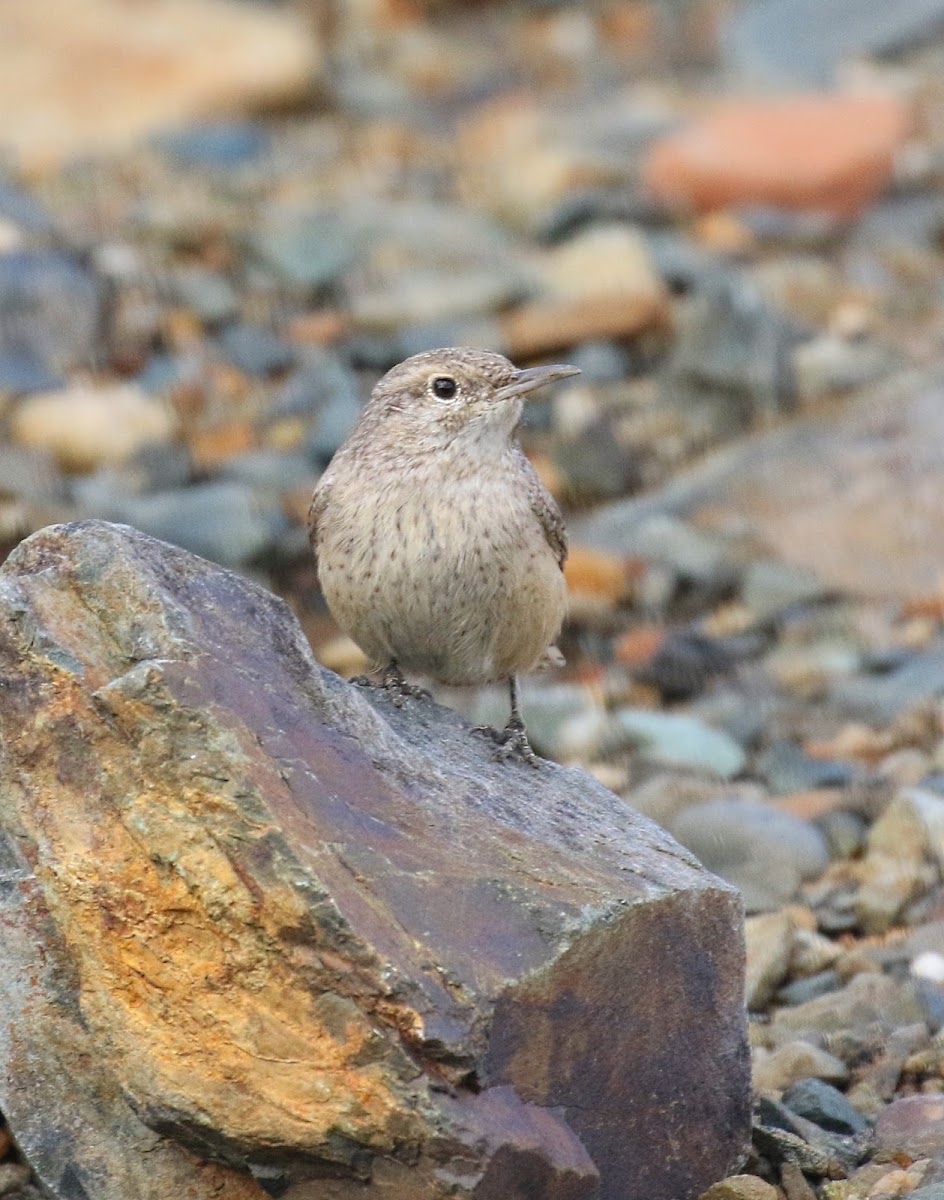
[{"xmin": 317, "ymin": 459, "xmax": 565, "ymax": 684}]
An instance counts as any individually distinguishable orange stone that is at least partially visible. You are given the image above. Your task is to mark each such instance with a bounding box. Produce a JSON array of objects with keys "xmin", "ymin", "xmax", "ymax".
[
  {"xmin": 189, "ymin": 420, "xmax": 257, "ymax": 469},
  {"xmin": 500, "ymin": 291, "xmax": 670, "ymax": 359},
  {"xmin": 287, "ymin": 309, "xmax": 350, "ymax": 346},
  {"xmin": 643, "ymin": 93, "xmax": 910, "ymax": 220},
  {"xmin": 614, "ymin": 624, "xmax": 667, "ymax": 668},
  {"xmin": 564, "ymin": 545, "xmax": 640, "ymax": 606}
]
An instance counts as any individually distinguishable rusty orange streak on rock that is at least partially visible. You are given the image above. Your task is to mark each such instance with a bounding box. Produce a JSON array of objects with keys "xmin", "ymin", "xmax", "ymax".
[{"xmin": 11, "ymin": 663, "xmax": 418, "ymax": 1160}]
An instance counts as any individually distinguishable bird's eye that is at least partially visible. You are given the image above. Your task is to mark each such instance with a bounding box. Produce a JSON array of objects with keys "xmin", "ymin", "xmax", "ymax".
[{"xmin": 431, "ymin": 375, "xmax": 458, "ymax": 400}]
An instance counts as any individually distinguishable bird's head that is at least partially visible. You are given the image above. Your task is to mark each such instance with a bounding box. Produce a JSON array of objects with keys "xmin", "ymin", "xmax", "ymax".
[{"xmin": 367, "ymin": 347, "xmax": 580, "ymax": 446}]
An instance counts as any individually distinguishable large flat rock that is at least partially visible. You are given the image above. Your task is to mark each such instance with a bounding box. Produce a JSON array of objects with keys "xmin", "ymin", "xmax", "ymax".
[
  {"xmin": 0, "ymin": 521, "xmax": 749, "ymax": 1200},
  {"xmin": 576, "ymin": 370, "xmax": 944, "ymax": 602},
  {"xmin": 0, "ymin": 0, "xmax": 320, "ymax": 172}
]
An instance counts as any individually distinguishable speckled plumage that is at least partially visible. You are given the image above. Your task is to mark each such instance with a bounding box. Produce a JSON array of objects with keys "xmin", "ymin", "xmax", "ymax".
[{"xmin": 309, "ymin": 349, "xmax": 577, "ymax": 702}]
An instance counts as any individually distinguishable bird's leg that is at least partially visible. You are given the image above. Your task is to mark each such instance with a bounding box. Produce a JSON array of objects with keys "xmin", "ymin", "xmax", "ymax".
[
  {"xmin": 474, "ymin": 677, "xmax": 540, "ymax": 766},
  {"xmin": 350, "ymin": 661, "xmax": 429, "ymax": 707}
]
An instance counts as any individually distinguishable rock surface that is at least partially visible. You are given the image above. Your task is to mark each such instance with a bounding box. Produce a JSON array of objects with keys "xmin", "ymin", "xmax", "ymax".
[
  {"xmin": 727, "ymin": 0, "xmax": 944, "ymax": 85},
  {"xmin": 575, "ymin": 371, "xmax": 944, "ymax": 601},
  {"xmin": 642, "ymin": 94, "xmax": 908, "ymax": 220},
  {"xmin": 0, "ymin": 0, "xmax": 321, "ymax": 172},
  {"xmin": 0, "ymin": 521, "xmax": 750, "ymax": 1200}
]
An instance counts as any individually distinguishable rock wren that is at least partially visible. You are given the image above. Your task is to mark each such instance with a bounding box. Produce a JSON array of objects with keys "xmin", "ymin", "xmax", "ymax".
[{"xmin": 308, "ymin": 347, "xmax": 580, "ymax": 764}]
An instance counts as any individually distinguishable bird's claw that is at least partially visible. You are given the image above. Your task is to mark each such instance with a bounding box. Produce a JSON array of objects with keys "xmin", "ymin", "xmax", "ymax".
[
  {"xmin": 473, "ymin": 721, "xmax": 540, "ymax": 767},
  {"xmin": 350, "ymin": 669, "xmax": 429, "ymax": 708}
]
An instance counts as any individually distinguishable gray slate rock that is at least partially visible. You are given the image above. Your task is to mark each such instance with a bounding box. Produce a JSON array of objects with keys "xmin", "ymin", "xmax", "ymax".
[
  {"xmin": 270, "ymin": 348, "xmax": 363, "ymax": 464},
  {"xmin": 659, "ymin": 275, "xmax": 799, "ymax": 447},
  {"xmin": 727, "ymin": 0, "xmax": 944, "ymax": 85},
  {"xmin": 614, "ymin": 710, "xmax": 747, "ymax": 779},
  {"xmin": 0, "ymin": 251, "xmax": 103, "ymax": 392},
  {"xmin": 757, "ymin": 741, "xmax": 853, "ymax": 796},
  {"xmin": 110, "ymin": 481, "xmax": 281, "ymax": 568},
  {"xmin": 576, "ymin": 371, "xmax": 944, "ymax": 603},
  {"xmin": 669, "ymin": 800, "xmax": 830, "ymax": 912},
  {"xmin": 248, "ymin": 213, "xmax": 356, "ymax": 295},
  {"xmin": 781, "ymin": 1078, "xmax": 871, "ymax": 1136},
  {"xmin": 219, "ymin": 323, "xmax": 295, "ymax": 377}
]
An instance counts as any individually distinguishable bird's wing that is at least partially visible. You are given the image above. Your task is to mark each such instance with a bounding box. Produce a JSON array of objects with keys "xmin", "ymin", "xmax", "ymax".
[
  {"xmin": 515, "ymin": 448, "xmax": 567, "ymax": 569},
  {"xmin": 307, "ymin": 474, "xmax": 332, "ymax": 575}
]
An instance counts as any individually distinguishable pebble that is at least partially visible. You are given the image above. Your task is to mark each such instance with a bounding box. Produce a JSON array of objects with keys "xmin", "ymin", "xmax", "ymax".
[
  {"xmin": 499, "ymin": 287, "xmax": 669, "ymax": 359},
  {"xmin": 753, "ymin": 1041, "xmax": 849, "ymax": 1094},
  {"xmin": 746, "ymin": 909, "xmax": 796, "ymax": 1010},
  {"xmin": 0, "ymin": 251, "xmax": 102, "ymax": 391},
  {"xmin": 11, "ymin": 383, "xmax": 178, "ymax": 473},
  {"xmin": 171, "ymin": 268, "xmax": 239, "ymax": 325},
  {"xmin": 727, "ymin": 0, "xmax": 944, "ymax": 85},
  {"xmin": 643, "ymin": 94, "xmax": 909, "ymax": 219},
  {"xmin": 870, "ymin": 788, "xmax": 944, "ymax": 869},
  {"xmin": 575, "ymin": 510, "xmax": 738, "ymax": 595},
  {"xmin": 566, "ymin": 340, "xmax": 634, "ymax": 384},
  {"xmin": 776, "ymin": 971, "xmax": 842, "ymax": 1007},
  {"xmin": 554, "ymin": 417, "xmax": 641, "ymax": 501},
  {"xmin": 669, "ymin": 799, "xmax": 829, "ymax": 912},
  {"xmin": 750, "ymin": 256, "xmax": 845, "ymax": 327},
  {"xmin": 874, "ymin": 1094, "xmax": 944, "ymax": 1158},
  {"xmin": 457, "ymin": 94, "xmax": 619, "ymax": 233},
  {"xmin": 0, "ymin": 1163, "xmax": 31, "ymax": 1196},
  {"xmin": 849, "ymin": 1023, "xmax": 930, "ymax": 1114},
  {"xmin": 818, "ymin": 811, "xmax": 867, "ymax": 860},
  {"xmin": 782, "ymin": 1078, "xmax": 871, "ymax": 1136},
  {"xmin": 352, "ymin": 267, "xmax": 525, "ymax": 332},
  {"xmin": 538, "ymin": 223, "xmax": 666, "ymax": 305},
  {"xmin": 0, "ymin": 179, "xmax": 53, "ymax": 234},
  {"xmin": 0, "ymin": 445, "xmax": 66, "ymax": 503},
  {"xmin": 742, "ymin": 560, "xmax": 825, "ymax": 622},
  {"xmin": 852, "ymin": 789, "xmax": 944, "ymax": 933},
  {"xmin": 767, "ymin": 639, "xmax": 862, "ymax": 698},
  {"xmin": 612, "ymin": 709, "xmax": 746, "ymax": 779},
  {"xmin": 346, "ymin": 202, "xmax": 534, "ymax": 331},
  {"xmin": 699, "ymin": 1175, "xmax": 779, "ymax": 1200},
  {"xmin": 759, "ymin": 741, "xmax": 854, "ymax": 797},
  {"xmin": 249, "ymin": 214, "xmax": 356, "ymax": 296},
  {"xmin": 563, "ymin": 545, "xmax": 637, "ymax": 616},
  {"xmin": 793, "ymin": 335, "xmax": 898, "ymax": 406},
  {"xmin": 831, "ymin": 644, "xmax": 944, "ymax": 723},
  {"xmin": 632, "ymin": 630, "xmax": 734, "ymax": 702},
  {"xmin": 155, "ymin": 121, "xmax": 270, "ymax": 169},
  {"xmin": 659, "ymin": 274, "xmax": 798, "ymax": 442},
  {"xmin": 219, "ymin": 323, "xmax": 295, "ymax": 378},
  {"xmin": 791, "ymin": 926, "xmax": 843, "ymax": 976},
  {"xmin": 767, "ymin": 972, "xmax": 925, "ymax": 1053},
  {"xmin": 270, "ymin": 349, "xmax": 363, "ymax": 465},
  {"xmin": 625, "ymin": 774, "xmax": 762, "ymax": 830},
  {"xmin": 756, "ymin": 1095, "xmax": 859, "ymax": 1171},
  {"xmin": 218, "ymin": 450, "xmax": 316, "ymax": 493},
  {"xmin": 115, "ymin": 481, "xmax": 279, "ymax": 569}
]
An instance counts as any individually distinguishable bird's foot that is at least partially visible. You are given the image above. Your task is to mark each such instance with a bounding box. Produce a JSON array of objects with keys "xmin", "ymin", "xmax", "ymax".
[
  {"xmin": 473, "ymin": 719, "xmax": 540, "ymax": 767},
  {"xmin": 350, "ymin": 666, "xmax": 430, "ymax": 708}
]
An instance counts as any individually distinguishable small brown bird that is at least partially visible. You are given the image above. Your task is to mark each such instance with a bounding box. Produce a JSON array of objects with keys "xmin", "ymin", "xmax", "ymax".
[{"xmin": 308, "ymin": 347, "xmax": 579, "ymax": 764}]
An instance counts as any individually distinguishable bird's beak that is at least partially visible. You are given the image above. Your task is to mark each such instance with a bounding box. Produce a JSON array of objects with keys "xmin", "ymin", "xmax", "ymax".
[{"xmin": 493, "ymin": 363, "xmax": 581, "ymax": 402}]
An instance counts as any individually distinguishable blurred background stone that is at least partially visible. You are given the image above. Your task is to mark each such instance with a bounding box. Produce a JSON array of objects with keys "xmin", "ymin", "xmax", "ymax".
[{"xmin": 0, "ymin": 0, "xmax": 321, "ymax": 172}]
